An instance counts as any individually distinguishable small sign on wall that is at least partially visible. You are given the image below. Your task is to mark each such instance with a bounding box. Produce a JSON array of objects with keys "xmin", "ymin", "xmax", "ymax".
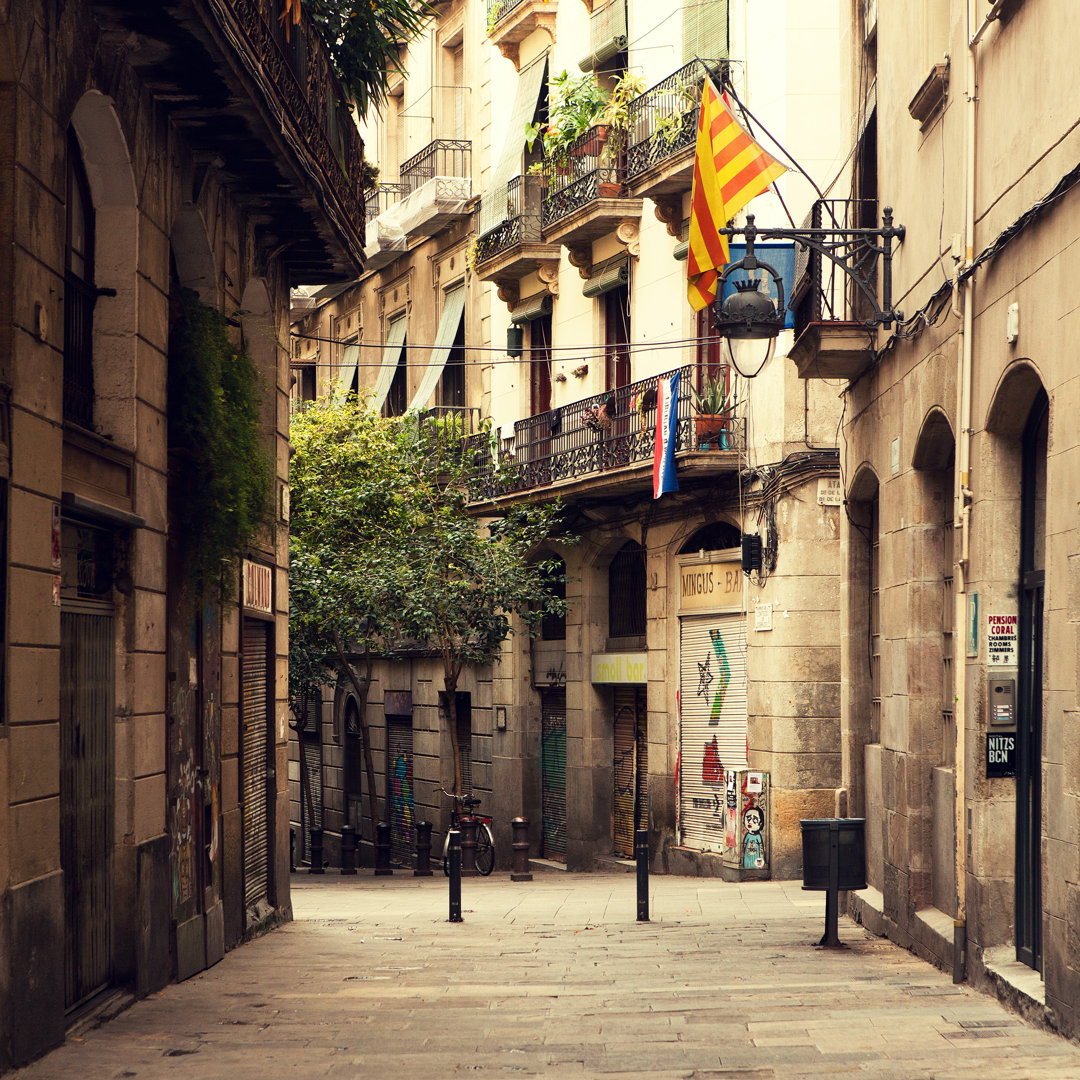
[
  {"xmin": 987, "ymin": 731, "xmax": 1016, "ymax": 778},
  {"xmin": 754, "ymin": 602, "xmax": 773, "ymax": 631},
  {"xmin": 817, "ymin": 477, "xmax": 842, "ymax": 506},
  {"xmin": 987, "ymin": 612, "xmax": 1018, "ymax": 667}
]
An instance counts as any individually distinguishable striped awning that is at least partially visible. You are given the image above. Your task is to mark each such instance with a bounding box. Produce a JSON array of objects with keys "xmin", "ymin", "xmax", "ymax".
[
  {"xmin": 408, "ymin": 285, "xmax": 465, "ymax": 411},
  {"xmin": 369, "ymin": 316, "xmax": 407, "ymax": 413}
]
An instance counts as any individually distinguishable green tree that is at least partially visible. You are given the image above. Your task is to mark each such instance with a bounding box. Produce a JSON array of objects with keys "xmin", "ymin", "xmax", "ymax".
[
  {"xmin": 289, "ymin": 399, "xmax": 571, "ymax": 841},
  {"xmin": 283, "ymin": 0, "xmax": 436, "ymax": 117}
]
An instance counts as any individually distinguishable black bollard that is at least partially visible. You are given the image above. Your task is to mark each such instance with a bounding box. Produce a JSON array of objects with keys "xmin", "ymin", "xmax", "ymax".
[
  {"xmin": 414, "ymin": 820, "xmax": 433, "ymax": 877},
  {"xmin": 340, "ymin": 825, "xmax": 357, "ymax": 875},
  {"xmin": 448, "ymin": 828, "xmax": 463, "ymax": 922},
  {"xmin": 460, "ymin": 816, "xmax": 479, "ymax": 877},
  {"xmin": 375, "ymin": 822, "xmax": 393, "ymax": 875},
  {"xmin": 290, "ymin": 827, "xmax": 295, "ymax": 872},
  {"xmin": 820, "ymin": 823, "xmax": 842, "ymax": 947},
  {"xmin": 510, "ymin": 817, "xmax": 533, "ymax": 882},
  {"xmin": 309, "ymin": 827, "xmax": 325, "ymax": 874},
  {"xmin": 635, "ymin": 827, "xmax": 649, "ymax": 922}
]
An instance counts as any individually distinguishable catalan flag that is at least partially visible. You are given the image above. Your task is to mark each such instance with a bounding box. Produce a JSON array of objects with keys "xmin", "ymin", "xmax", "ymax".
[{"xmin": 687, "ymin": 79, "xmax": 787, "ymax": 311}]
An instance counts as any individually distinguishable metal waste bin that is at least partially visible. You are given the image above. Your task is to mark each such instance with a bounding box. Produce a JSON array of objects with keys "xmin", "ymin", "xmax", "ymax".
[{"xmin": 800, "ymin": 818, "xmax": 866, "ymax": 891}]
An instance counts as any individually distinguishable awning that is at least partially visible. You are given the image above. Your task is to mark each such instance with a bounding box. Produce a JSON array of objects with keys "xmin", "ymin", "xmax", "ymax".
[
  {"xmin": 510, "ymin": 291, "xmax": 553, "ymax": 324},
  {"xmin": 479, "ymin": 55, "xmax": 548, "ymax": 236},
  {"xmin": 408, "ymin": 286, "xmax": 465, "ymax": 411},
  {"xmin": 582, "ymin": 256, "xmax": 629, "ymax": 298},
  {"xmin": 579, "ymin": 1, "xmax": 627, "ymax": 72},
  {"xmin": 333, "ymin": 342, "xmax": 359, "ymax": 400},
  {"xmin": 369, "ymin": 316, "xmax": 407, "ymax": 413}
]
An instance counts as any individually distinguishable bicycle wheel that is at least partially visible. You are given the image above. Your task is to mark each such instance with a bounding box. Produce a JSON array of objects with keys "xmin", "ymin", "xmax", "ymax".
[{"xmin": 475, "ymin": 822, "xmax": 495, "ymax": 876}]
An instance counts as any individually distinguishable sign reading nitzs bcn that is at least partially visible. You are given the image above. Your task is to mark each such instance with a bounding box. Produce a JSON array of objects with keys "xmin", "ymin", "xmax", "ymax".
[{"xmin": 679, "ymin": 561, "xmax": 742, "ymax": 612}]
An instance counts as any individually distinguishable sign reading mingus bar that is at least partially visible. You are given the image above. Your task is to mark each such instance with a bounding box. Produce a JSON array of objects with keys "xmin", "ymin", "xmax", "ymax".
[{"xmin": 243, "ymin": 559, "xmax": 273, "ymax": 614}]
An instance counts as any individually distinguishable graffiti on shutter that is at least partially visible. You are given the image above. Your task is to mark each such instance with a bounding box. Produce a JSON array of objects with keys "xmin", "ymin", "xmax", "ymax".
[
  {"xmin": 678, "ymin": 613, "xmax": 748, "ymax": 852},
  {"xmin": 541, "ymin": 688, "xmax": 567, "ymax": 861},
  {"xmin": 386, "ymin": 717, "xmax": 414, "ymax": 865}
]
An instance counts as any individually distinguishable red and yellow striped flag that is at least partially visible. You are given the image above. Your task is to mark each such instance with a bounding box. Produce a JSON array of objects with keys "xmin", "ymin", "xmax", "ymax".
[{"xmin": 687, "ymin": 79, "xmax": 787, "ymax": 311}]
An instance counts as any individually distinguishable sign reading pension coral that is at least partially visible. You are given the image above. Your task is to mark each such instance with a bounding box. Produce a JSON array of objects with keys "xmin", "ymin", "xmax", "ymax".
[
  {"xmin": 679, "ymin": 561, "xmax": 742, "ymax": 613},
  {"xmin": 591, "ymin": 652, "xmax": 648, "ymax": 684},
  {"xmin": 987, "ymin": 612, "xmax": 1018, "ymax": 667}
]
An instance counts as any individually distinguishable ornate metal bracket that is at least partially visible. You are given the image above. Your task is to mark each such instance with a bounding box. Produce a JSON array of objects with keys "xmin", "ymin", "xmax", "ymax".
[{"xmin": 718, "ymin": 207, "xmax": 906, "ymax": 329}]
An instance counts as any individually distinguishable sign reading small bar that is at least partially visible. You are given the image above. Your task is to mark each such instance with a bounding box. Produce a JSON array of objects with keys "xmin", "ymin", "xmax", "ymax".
[{"xmin": 243, "ymin": 558, "xmax": 273, "ymax": 615}]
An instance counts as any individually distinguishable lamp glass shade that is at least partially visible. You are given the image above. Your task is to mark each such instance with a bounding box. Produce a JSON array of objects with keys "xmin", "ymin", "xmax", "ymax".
[{"xmin": 725, "ymin": 333, "xmax": 776, "ymax": 379}]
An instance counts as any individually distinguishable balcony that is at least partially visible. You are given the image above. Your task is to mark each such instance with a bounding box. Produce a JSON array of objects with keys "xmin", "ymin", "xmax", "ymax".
[
  {"xmin": 540, "ymin": 127, "xmax": 643, "ymax": 255},
  {"xmin": 468, "ymin": 366, "xmax": 745, "ymax": 506},
  {"xmin": 486, "ymin": 0, "xmax": 558, "ymax": 69},
  {"xmin": 626, "ymin": 60, "xmax": 727, "ymax": 204},
  {"xmin": 474, "ymin": 175, "xmax": 560, "ymax": 292},
  {"xmin": 89, "ymin": 0, "xmax": 365, "ymax": 281},
  {"xmin": 392, "ymin": 139, "xmax": 473, "ymax": 238},
  {"xmin": 362, "ymin": 183, "xmax": 409, "ymax": 271},
  {"xmin": 787, "ymin": 199, "xmax": 884, "ymax": 381}
]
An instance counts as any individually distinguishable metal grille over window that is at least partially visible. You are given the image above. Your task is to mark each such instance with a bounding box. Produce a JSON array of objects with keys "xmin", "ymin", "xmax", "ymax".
[
  {"xmin": 609, "ymin": 541, "xmax": 646, "ymax": 639},
  {"xmin": 678, "ymin": 613, "xmax": 748, "ymax": 852},
  {"xmin": 242, "ymin": 620, "xmax": 271, "ymax": 911}
]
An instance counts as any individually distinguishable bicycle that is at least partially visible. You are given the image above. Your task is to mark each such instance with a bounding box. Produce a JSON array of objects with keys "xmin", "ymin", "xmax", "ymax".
[{"xmin": 438, "ymin": 787, "xmax": 495, "ymax": 876}]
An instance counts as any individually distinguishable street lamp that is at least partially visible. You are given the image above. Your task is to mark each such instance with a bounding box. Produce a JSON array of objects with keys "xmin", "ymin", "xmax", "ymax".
[{"xmin": 712, "ymin": 207, "xmax": 906, "ymax": 377}]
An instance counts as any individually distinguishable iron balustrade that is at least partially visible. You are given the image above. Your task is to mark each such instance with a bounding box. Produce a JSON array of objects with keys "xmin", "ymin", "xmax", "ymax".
[
  {"xmin": 475, "ymin": 175, "xmax": 544, "ymax": 265},
  {"xmin": 365, "ymin": 183, "xmax": 409, "ymax": 221},
  {"xmin": 542, "ymin": 126, "xmax": 626, "ymax": 229},
  {"xmin": 210, "ymin": 0, "xmax": 366, "ymax": 233},
  {"xmin": 486, "ymin": 0, "xmax": 527, "ymax": 31},
  {"xmin": 400, "ymin": 139, "xmax": 472, "ymax": 195},
  {"xmin": 469, "ymin": 366, "xmax": 747, "ymax": 500},
  {"xmin": 789, "ymin": 198, "xmax": 883, "ymax": 336},
  {"xmin": 626, "ymin": 60, "xmax": 728, "ymax": 181}
]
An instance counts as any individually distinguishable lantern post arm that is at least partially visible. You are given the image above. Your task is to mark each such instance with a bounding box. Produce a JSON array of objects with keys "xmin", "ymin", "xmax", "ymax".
[{"xmin": 719, "ymin": 208, "xmax": 906, "ymax": 329}]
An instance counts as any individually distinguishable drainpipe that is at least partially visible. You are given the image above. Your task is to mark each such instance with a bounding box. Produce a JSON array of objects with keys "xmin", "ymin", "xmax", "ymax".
[{"xmin": 952, "ymin": 0, "xmax": 1004, "ymax": 985}]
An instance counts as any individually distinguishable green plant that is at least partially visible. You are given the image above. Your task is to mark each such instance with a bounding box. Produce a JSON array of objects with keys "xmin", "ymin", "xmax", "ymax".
[
  {"xmin": 167, "ymin": 288, "xmax": 274, "ymax": 604},
  {"xmin": 486, "ymin": 0, "xmax": 506, "ymax": 33},
  {"xmin": 692, "ymin": 374, "xmax": 728, "ymax": 415},
  {"xmin": 464, "ymin": 235, "xmax": 480, "ymax": 273},
  {"xmin": 531, "ymin": 70, "xmax": 608, "ymax": 165}
]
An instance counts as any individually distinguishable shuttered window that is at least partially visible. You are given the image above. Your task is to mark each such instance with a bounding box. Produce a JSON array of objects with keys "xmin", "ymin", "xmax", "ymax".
[
  {"xmin": 242, "ymin": 619, "xmax": 271, "ymax": 909},
  {"xmin": 682, "ymin": 0, "xmax": 729, "ymax": 64},
  {"xmin": 540, "ymin": 689, "xmax": 567, "ymax": 860},
  {"xmin": 678, "ymin": 613, "xmax": 747, "ymax": 851}
]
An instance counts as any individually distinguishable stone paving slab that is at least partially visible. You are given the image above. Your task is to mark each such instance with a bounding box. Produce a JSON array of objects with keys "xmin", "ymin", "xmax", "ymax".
[{"xmin": 12, "ymin": 872, "xmax": 1080, "ymax": 1079}]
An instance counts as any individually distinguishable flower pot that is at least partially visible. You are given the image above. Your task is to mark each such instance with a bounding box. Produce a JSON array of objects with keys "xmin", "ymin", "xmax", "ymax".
[
  {"xmin": 695, "ymin": 414, "xmax": 730, "ymax": 448},
  {"xmin": 598, "ymin": 180, "xmax": 624, "ymax": 198}
]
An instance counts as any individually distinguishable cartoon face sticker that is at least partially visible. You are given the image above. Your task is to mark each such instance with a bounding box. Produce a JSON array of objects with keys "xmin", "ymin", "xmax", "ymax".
[
  {"xmin": 743, "ymin": 807, "xmax": 763, "ymax": 835},
  {"xmin": 741, "ymin": 805, "xmax": 765, "ymax": 869}
]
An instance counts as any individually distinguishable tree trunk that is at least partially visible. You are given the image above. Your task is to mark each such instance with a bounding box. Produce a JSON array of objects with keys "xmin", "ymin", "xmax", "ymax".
[
  {"xmin": 334, "ymin": 631, "xmax": 381, "ymax": 844},
  {"xmin": 443, "ymin": 661, "xmax": 464, "ymax": 796}
]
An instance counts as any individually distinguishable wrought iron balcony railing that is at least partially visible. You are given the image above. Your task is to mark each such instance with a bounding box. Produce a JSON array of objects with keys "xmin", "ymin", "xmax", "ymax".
[
  {"xmin": 475, "ymin": 174, "xmax": 545, "ymax": 265},
  {"xmin": 469, "ymin": 365, "xmax": 746, "ymax": 501},
  {"xmin": 626, "ymin": 60, "xmax": 727, "ymax": 181},
  {"xmin": 790, "ymin": 198, "xmax": 882, "ymax": 336},
  {"xmin": 541, "ymin": 125, "xmax": 627, "ymax": 229},
  {"xmin": 365, "ymin": 183, "xmax": 409, "ymax": 221},
  {"xmin": 486, "ymin": 0, "xmax": 527, "ymax": 32},
  {"xmin": 223, "ymin": 0, "xmax": 366, "ymax": 233},
  {"xmin": 400, "ymin": 139, "xmax": 472, "ymax": 195}
]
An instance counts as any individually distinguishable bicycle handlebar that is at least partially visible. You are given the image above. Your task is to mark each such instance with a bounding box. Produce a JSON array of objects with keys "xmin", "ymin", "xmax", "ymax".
[{"xmin": 437, "ymin": 786, "xmax": 482, "ymax": 810}]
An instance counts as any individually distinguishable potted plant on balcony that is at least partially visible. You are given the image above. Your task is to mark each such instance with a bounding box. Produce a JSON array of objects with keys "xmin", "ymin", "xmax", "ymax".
[
  {"xmin": 691, "ymin": 374, "xmax": 730, "ymax": 448},
  {"xmin": 597, "ymin": 71, "xmax": 646, "ymax": 197},
  {"xmin": 525, "ymin": 70, "xmax": 607, "ymax": 174}
]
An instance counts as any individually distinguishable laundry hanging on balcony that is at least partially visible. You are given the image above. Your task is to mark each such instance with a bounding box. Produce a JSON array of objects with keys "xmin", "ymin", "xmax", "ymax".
[{"xmin": 408, "ymin": 285, "xmax": 465, "ymax": 411}]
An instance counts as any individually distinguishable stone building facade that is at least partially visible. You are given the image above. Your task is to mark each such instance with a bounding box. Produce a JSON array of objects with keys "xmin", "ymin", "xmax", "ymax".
[
  {"xmin": 289, "ymin": 0, "xmax": 852, "ymax": 880},
  {"xmin": 0, "ymin": 0, "xmax": 362, "ymax": 1068},
  {"xmin": 792, "ymin": 0, "xmax": 1080, "ymax": 1034}
]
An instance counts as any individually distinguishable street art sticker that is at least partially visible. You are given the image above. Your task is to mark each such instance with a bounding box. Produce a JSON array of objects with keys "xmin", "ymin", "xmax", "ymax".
[
  {"xmin": 724, "ymin": 770, "xmax": 738, "ymax": 852},
  {"xmin": 707, "ymin": 629, "xmax": 731, "ymax": 724},
  {"xmin": 742, "ymin": 804, "xmax": 765, "ymax": 869}
]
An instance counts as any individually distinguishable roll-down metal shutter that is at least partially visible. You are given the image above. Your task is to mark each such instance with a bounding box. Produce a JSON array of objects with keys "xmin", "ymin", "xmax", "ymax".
[
  {"xmin": 540, "ymin": 689, "xmax": 567, "ymax": 861},
  {"xmin": 613, "ymin": 686, "xmax": 647, "ymax": 857},
  {"xmin": 242, "ymin": 619, "xmax": 271, "ymax": 909},
  {"xmin": 298, "ymin": 694, "xmax": 323, "ymax": 864},
  {"xmin": 679, "ymin": 613, "xmax": 747, "ymax": 851},
  {"xmin": 387, "ymin": 717, "xmax": 414, "ymax": 866}
]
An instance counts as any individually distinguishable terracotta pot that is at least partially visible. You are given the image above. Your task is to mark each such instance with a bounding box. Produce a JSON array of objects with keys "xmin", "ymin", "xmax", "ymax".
[
  {"xmin": 695, "ymin": 414, "xmax": 730, "ymax": 447},
  {"xmin": 598, "ymin": 180, "xmax": 624, "ymax": 198}
]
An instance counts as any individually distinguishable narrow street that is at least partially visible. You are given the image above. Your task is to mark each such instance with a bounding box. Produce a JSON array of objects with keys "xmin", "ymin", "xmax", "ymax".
[{"xmin": 14, "ymin": 872, "xmax": 1080, "ymax": 1079}]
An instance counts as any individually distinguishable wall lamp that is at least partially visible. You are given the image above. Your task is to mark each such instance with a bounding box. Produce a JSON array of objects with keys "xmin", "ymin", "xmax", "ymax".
[{"xmin": 713, "ymin": 209, "xmax": 906, "ymax": 378}]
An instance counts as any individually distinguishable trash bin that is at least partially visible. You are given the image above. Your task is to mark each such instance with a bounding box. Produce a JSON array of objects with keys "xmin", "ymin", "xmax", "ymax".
[{"xmin": 800, "ymin": 818, "xmax": 866, "ymax": 891}]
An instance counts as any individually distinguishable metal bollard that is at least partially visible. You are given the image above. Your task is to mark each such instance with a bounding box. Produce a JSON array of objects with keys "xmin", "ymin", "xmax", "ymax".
[
  {"xmin": 340, "ymin": 825, "xmax": 357, "ymax": 875},
  {"xmin": 821, "ymin": 824, "xmax": 842, "ymax": 947},
  {"xmin": 448, "ymin": 828, "xmax": 463, "ymax": 922},
  {"xmin": 375, "ymin": 822, "xmax": 393, "ymax": 875},
  {"xmin": 460, "ymin": 816, "xmax": 479, "ymax": 877},
  {"xmin": 510, "ymin": 817, "xmax": 533, "ymax": 881},
  {"xmin": 635, "ymin": 827, "xmax": 649, "ymax": 922},
  {"xmin": 290, "ymin": 827, "xmax": 295, "ymax": 872},
  {"xmin": 414, "ymin": 820, "xmax": 433, "ymax": 877},
  {"xmin": 309, "ymin": 827, "xmax": 325, "ymax": 874}
]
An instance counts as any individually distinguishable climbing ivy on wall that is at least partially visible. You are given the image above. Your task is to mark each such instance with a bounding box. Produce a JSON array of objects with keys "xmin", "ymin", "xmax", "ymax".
[{"xmin": 167, "ymin": 288, "xmax": 273, "ymax": 603}]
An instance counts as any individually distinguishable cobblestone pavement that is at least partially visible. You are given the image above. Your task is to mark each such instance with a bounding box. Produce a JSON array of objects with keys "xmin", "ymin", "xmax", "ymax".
[{"xmin": 14, "ymin": 872, "xmax": 1080, "ymax": 1079}]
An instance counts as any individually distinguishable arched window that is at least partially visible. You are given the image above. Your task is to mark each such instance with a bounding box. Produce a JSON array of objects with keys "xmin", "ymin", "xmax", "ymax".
[
  {"xmin": 64, "ymin": 130, "xmax": 95, "ymax": 427},
  {"xmin": 540, "ymin": 557, "xmax": 566, "ymax": 641},
  {"xmin": 608, "ymin": 540, "xmax": 645, "ymax": 639},
  {"xmin": 678, "ymin": 521, "xmax": 741, "ymax": 554}
]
